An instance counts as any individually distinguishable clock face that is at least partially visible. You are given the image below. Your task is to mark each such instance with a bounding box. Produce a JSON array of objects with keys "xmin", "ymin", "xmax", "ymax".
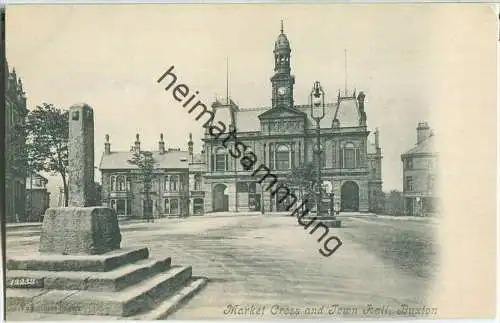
[{"xmin": 278, "ymin": 87, "xmax": 287, "ymax": 96}]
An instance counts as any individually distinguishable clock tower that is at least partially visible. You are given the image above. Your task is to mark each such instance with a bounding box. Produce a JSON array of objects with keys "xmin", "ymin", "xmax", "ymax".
[{"xmin": 271, "ymin": 21, "xmax": 295, "ymax": 109}]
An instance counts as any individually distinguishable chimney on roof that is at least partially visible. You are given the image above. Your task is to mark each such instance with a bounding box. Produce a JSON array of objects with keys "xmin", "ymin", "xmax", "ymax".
[
  {"xmin": 188, "ymin": 133, "xmax": 194, "ymax": 162},
  {"xmin": 134, "ymin": 133, "xmax": 141, "ymax": 152},
  {"xmin": 417, "ymin": 122, "xmax": 431, "ymax": 144},
  {"xmin": 104, "ymin": 134, "xmax": 111, "ymax": 154},
  {"xmin": 159, "ymin": 133, "xmax": 165, "ymax": 154}
]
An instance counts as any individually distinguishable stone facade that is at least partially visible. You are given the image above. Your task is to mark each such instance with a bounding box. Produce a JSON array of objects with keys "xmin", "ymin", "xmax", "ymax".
[
  {"xmin": 401, "ymin": 122, "xmax": 438, "ymax": 216},
  {"xmin": 25, "ymin": 173, "xmax": 50, "ymax": 222},
  {"xmin": 5, "ymin": 60, "xmax": 28, "ymax": 222},
  {"xmin": 202, "ymin": 25, "xmax": 383, "ymax": 213},
  {"xmin": 99, "ymin": 134, "xmax": 204, "ymax": 218}
]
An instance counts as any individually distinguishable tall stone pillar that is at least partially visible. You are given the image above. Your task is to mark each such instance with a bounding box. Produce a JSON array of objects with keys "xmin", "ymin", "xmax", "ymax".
[{"xmin": 68, "ymin": 103, "xmax": 95, "ymax": 207}]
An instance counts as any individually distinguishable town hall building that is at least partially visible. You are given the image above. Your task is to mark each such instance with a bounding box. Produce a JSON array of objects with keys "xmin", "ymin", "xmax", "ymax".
[{"xmin": 202, "ymin": 23, "xmax": 383, "ymax": 213}]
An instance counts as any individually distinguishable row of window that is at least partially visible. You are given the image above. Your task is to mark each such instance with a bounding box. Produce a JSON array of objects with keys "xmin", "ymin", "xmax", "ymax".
[
  {"xmin": 110, "ymin": 176, "xmax": 131, "ymax": 192},
  {"xmin": 109, "ymin": 174, "xmax": 202, "ymax": 192},
  {"xmin": 109, "ymin": 198, "xmax": 204, "ymax": 216},
  {"xmin": 210, "ymin": 142, "xmax": 363, "ymax": 172},
  {"xmin": 405, "ymin": 175, "xmax": 435, "ymax": 192}
]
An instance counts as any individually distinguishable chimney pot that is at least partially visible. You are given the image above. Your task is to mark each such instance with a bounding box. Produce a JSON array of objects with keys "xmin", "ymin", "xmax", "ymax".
[
  {"xmin": 159, "ymin": 133, "xmax": 165, "ymax": 154},
  {"xmin": 104, "ymin": 134, "xmax": 111, "ymax": 154},
  {"xmin": 134, "ymin": 134, "xmax": 141, "ymax": 152}
]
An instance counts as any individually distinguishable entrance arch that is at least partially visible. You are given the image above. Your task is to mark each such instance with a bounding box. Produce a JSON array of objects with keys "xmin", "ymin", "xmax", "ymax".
[
  {"xmin": 341, "ymin": 181, "xmax": 359, "ymax": 211},
  {"xmin": 213, "ymin": 184, "xmax": 229, "ymax": 212}
]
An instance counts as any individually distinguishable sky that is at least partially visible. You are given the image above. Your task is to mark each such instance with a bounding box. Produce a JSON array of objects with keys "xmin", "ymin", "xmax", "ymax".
[{"xmin": 6, "ymin": 4, "xmax": 496, "ymax": 206}]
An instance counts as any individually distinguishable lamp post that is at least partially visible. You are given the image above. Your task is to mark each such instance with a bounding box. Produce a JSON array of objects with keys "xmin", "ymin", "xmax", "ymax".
[{"xmin": 310, "ymin": 81, "xmax": 325, "ymax": 217}]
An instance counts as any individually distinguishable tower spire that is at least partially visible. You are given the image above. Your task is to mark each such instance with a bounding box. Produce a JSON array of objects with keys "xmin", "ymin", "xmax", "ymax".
[{"xmin": 280, "ymin": 19, "xmax": 284, "ymax": 34}]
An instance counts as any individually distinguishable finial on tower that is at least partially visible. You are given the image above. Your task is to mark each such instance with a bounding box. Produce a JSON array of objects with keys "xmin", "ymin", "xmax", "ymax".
[
  {"xmin": 189, "ymin": 133, "xmax": 193, "ymax": 141},
  {"xmin": 160, "ymin": 133, "xmax": 164, "ymax": 141},
  {"xmin": 105, "ymin": 134, "xmax": 109, "ymax": 142},
  {"xmin": 280, "ymin": 19, "xmax": 284, "ymax": 34},
  {"xmin": 135, "ymin": 133, "xmax": 139, "ymax": 141}
]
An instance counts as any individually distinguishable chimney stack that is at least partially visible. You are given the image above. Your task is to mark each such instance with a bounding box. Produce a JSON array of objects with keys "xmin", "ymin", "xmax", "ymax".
[
  {"xmin": 134, "ymin": 133, "xmax": 141, "ymax": 152},
  {"xmin": 374, "ymin": 128, "xmax": 380, "ymax": 149},
  {"xmin": 104, "ymin": 134, "xmax": 111, "ymax": 154},
  {"xmin": 159, "ymin": 133, "xmax": 165, "ymax": 154},
  {"xmin": 417, "ymin": 122, "xmax": 431, "ymax": 144},
  {"xmin": 188, "ymin": 133, "xmax": 194, "ymax": 161}
]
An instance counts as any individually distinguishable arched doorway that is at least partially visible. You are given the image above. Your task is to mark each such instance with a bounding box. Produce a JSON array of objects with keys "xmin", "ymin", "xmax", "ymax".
[
  {"xmin": 213, "ymin": 184, "xmax": 228, "ymax": 212},
  {"xmin": 341, "ymin": 181, "xmax": 359, "ymax": 211}
]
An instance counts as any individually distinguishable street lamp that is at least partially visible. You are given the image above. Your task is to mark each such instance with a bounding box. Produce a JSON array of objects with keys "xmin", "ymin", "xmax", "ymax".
[{"xmin": 310, "ymin": 81, "xmax": 325, "ymax": 216}]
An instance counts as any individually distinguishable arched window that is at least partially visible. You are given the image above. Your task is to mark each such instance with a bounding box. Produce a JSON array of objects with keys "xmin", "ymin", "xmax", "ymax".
[
  {"xmin": 194, "ymin": 174, "xmax": 202, "ymax": 190},
  {"xmin": 276, "ymin": 144, "xmax": 290, "ymax": 170},
  {"xmin": 126, "ymin": 177, "xmax": 131, "ymax": 191},
  {"xmin": 341, "ymin": 142, "xmax": 358, "ymax": 169},
  {"xmin": 243, "ymin": 149, "xmax": 255, "ymax": 170},
  {"xmin": 215, "ymin": 147, "xmax": 227, "ymax": 172}
]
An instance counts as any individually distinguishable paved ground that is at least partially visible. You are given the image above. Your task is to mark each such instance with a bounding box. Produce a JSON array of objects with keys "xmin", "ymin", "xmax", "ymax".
[{"xmin": 6, "ymin": 214, "xmax": 439, "ymax": 320}]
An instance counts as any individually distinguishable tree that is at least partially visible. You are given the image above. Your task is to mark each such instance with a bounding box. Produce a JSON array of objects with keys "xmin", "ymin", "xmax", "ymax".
[
  {"xmin": 287, "ymin": 162, "xmax": 317, "ymax": 212},
  {"xmin": 128, "ymin": 150, "xmax": 156, "ymax": 221},
  {"xmin": 25, "ymin": 104, "xmax": 69, "ymax": 206},
  {"xmin": 370, "ymin": 190, "xmax": 386, "ymax": 214},
  {"xmin": 385, "ymin": 190, "xmax": 404, "ymax": 216}
]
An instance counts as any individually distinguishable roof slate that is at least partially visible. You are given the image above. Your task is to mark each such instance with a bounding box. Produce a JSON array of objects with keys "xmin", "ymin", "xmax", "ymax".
[{"xmin": 231, "ymin": 101, "xmax": 361, "ymax": 133}]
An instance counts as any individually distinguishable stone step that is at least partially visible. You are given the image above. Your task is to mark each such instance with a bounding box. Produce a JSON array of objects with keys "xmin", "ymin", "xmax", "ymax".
[
  {"xmin": 7, "ymin": 257, "xmax": 171, "ymax": 292},
  {"xmin": 128, "ymin": 277, "xmax": 208, "ymax": 320},
  {"xmin": 6, "ymin": 277, "xmax": 208, "ymax": 321},
  {"xmin": 7, "ymin": 247, "xmax": 149, "ymax": 272},
  {"xmin": 6, "ymin": 265, "xmax": 193, "ymax": 317}
]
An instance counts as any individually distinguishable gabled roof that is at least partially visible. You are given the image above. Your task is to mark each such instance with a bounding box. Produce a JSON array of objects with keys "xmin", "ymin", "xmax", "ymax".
[
  {"xmin": 402, "ymin": 134, "xmax": 436, "ymax": 156},
  {"xmin": 99, "ymin": 150, "xmax": 191, "ymax": 170}
]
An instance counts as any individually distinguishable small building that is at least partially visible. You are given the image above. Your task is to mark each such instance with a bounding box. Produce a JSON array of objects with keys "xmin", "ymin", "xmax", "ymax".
[
  {"xmin": 25, "ymin": 173, "xmax": 50, "ymax": 222},
  {"xmin": 99, "ymin": 133, "xmax": 204, "ymax": 219},
  {"xmin": 400, "ymin": 122, "xmax": 438, "ymax": 216}
]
